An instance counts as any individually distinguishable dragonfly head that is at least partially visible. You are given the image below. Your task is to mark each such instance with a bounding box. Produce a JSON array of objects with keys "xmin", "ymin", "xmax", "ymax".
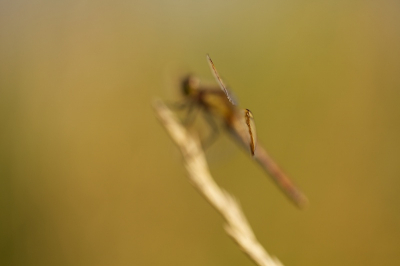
[{"xmin": 181, "ymin": 75, "xmax": 200, "ymax": 97}]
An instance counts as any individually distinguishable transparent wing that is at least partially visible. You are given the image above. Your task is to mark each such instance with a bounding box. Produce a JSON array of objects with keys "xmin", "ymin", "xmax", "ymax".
[
  {"xmin": 206, "ymin": 54, "xmax": 236, "ymax": 105},
  {"xmin": 244, "ymin": 109, "xmax": 257, "ymax": 156},
  {"xmin": 232, "ymin": 109, "xmax": 257, "ymax": 156}
]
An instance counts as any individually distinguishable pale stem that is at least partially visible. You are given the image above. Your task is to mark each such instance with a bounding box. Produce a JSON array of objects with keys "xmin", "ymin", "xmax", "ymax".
[{"xmin": 153, "ymin": 100, "xmax": 285, "ymax": 266}]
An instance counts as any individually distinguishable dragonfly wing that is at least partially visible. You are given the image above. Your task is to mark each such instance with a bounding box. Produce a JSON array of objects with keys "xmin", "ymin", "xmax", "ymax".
[
  {"xmin": 244, "ymin": 109, "xmax": 257, "ymax": 156},
  {"xmin": 230, "ymin": 109, "xmax": 257, "ymax": 156},
  {"xmin": 206, "ymin": 54, "xmax": 237, "ymax": 105}
]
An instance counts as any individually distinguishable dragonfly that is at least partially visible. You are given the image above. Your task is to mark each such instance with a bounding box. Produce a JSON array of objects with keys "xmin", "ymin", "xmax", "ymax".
[{"xmin": 179, "ymin": 55, "xmax": 308, "ymax": 208}]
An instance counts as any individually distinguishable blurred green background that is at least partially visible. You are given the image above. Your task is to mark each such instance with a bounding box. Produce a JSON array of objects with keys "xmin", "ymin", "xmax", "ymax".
[{"xmin": 1, "ymin": 1, "xmax": 400, "ymax": 265}]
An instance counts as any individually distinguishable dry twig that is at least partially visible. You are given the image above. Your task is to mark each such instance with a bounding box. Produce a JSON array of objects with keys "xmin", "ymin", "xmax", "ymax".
[{"xmin": 153, "ymin": 100, "xmax": 284, "ymax": 266}]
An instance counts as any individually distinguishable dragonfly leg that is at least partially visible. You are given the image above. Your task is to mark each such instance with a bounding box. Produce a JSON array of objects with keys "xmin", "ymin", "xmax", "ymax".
[
  {"xmin": 182, "ymin": 103, "xmax": 199, "ymax": 126},
  {"xmin": 201, "ymin": 112, "xmax": 220, "ymax": 150},
  {"xmin": 166, "ymin": 100, "xmax": 190, "ymax": 110},
  {"xmin": 167, "ymin": 101, "xmax": 199, "ymax": 126}
]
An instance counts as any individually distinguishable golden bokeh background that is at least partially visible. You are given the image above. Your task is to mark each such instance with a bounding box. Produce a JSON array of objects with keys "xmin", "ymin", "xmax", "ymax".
[{"xmin": 1, "ymin": 1, "xmax": 400, "ymax": 265}]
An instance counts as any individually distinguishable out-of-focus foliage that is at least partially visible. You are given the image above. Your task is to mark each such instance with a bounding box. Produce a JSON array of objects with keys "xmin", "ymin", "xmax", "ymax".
[{"xmin": 1, "ymin": 1, "xmax": 400, "ymax": 266}]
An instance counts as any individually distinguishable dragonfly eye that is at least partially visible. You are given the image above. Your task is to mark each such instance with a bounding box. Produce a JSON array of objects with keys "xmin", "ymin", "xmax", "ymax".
[{"xmin": 181, "ymin": 75, "xmax": 199, "ymax": 96}]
